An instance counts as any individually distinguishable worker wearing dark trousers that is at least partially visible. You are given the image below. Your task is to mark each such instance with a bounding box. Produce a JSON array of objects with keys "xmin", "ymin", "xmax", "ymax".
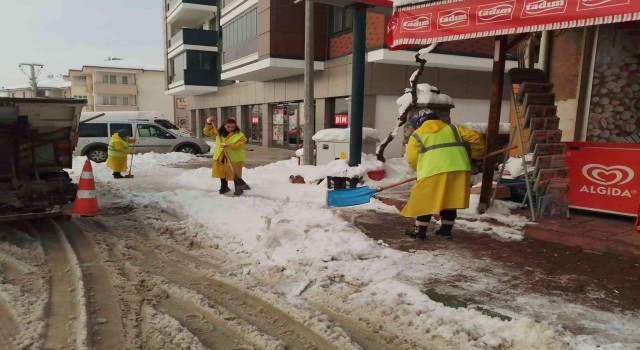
[{"xmin": 401, "ymin": 109, "xmax": 485, "ymax": 240}]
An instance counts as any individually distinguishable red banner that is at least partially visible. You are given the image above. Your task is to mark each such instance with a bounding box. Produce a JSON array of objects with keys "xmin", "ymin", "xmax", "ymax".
[
  {"xmin": 564, "ymin": 142, "xmax": 640, "ymax": 216},
  {"xmin": 251, "ymin": 116, "xmax": 260, "ymax": 124},
  {"xmin": 387, "ymin": 0, "xmax": 640, "ymax": 50}
]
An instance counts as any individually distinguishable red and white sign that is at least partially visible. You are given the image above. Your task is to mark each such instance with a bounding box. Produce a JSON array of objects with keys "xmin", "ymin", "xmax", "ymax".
[
  {"xmin": 400, "ymin": 14, "xmax": 432, "ymax": 33},
  {"xmin": 386, "ymin": 0, "xmax": 640, "ymax": 49},
  {"xmin": 477, "ymin": 1, "xmax": 516, "ymax": 24},
  {"xmin": 577, "ymin": 0, "xmax": 631, "ymax": 11},
  {"xmin": 251, "ymin": 116, "xmax": 260, "ymax": 124},
  {"xmin": 438, "ymin": 8, "xmax": 471, "ymax": 29},
  {"xmin": 565, "ymin": 142, "xmax": 640, "ymax": 217},
  {"xmin": 521, "ymin": 0, "xmax": 568, "ymax": 17},
  {"xmin": 334, "ymin": 113, "xmax": 348, "ymax": 126}
]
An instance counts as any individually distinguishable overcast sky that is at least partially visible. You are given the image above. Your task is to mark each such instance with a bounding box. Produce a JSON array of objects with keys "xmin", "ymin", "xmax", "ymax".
[{"xmin": 0, "ymin": 0, "xmax": 164, "ymax": 88}]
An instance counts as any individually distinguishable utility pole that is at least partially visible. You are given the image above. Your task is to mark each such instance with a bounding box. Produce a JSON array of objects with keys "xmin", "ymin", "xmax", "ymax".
[
  {"xmin": 301, "ymin": 0, "xmax": 315, "ymax": 165},
  {"xmin": 19, "ymin": 63, "xmax": 44, "ymax": 96},
  {"xmin": 348, "ymin": 4, "xmax": 366, "ymax": 166}
]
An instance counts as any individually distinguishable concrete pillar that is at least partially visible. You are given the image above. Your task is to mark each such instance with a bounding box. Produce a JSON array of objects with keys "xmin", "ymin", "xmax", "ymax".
[
  {"xmin": 235, "ymin": 105, "xmax": 244, "ymax": 131},
  {"xmin": 362, "ymin": 95, "xmax": 376, "ymax": 128},
  {"xmin": 190, "ymin": 110, "xmax": 197, "ymax": 136},
  {"xmin": 216, "ymin": 107, "xmax": 223, "ymax": 127},
  {"xmin": 195, "ymin": 109, "xmax": 204, "ymax": 138},
  {"xmin": 315, "ymin": 98, "xmax": 330, "ymax": 131},
  {"xmin": 261, "ymin": 103, "xmax": 273, "ymax": 148}
]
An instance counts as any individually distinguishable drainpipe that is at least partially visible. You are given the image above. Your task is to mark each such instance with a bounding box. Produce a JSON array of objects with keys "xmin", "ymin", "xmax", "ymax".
[{"xmin": 348, "ymin": 4, "xmax": 367, "ymax": 167}]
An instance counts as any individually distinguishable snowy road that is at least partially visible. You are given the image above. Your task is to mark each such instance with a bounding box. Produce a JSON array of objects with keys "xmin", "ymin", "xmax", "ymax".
[{"xmin": 0, "ymin": 152, "xmax": 638, "ymax": 349}]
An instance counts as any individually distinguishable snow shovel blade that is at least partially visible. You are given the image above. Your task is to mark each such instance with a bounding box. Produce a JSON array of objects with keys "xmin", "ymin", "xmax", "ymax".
[{"xmin": 327, "ymin": 186, "xmax": 379, "ymax": 207}]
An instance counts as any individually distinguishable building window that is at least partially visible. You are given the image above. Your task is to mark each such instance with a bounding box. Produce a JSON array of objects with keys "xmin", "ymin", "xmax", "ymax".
[
  {"xmin": 222, "ymin": 8, "xmax": 257, "ymax": 50},
  {"xmin": 330, "ymin": 6, "xmax": 353, "ymax": 34},
  {"xmin": 170, "ymin": 52, "xmax": 187, "ymax": 83},
  {"xmin": 123, "ymin": 97, "xmax": 129, "ymax": 105},
  {"xmin": 187, "ymin": 51, "xmax": 216, "ymax": 70},
  {"xmin": 103, "ymin": 75, "xmax": 116, "ymax": 84},
  {"xmin": 122, "ymin": 76, "xmax": 128, "ymax": 84},
  {"xmin": 102, "ymin": 96, "xmax": 117, "ymax": 105}
]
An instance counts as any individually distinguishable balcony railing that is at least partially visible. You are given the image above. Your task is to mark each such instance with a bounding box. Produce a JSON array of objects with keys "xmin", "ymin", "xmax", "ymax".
[
  {"xmin": 168, "ymin": 0, "xmax": 217, "ymax": 12},
  {"xmin": 170, "ymin": 28, "xmax": 218, "ymax": 48},
  {"xmin": 170, "ymin": 69, "xmax": 218, "ymax": 86}
]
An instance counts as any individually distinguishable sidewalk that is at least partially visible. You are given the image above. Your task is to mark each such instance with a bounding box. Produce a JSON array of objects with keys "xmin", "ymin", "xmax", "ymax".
[
  {"xmin": 374, "ymin": 185, "xmax": 640, "ymax": 257},
  {"xmin": 338, "ymin": 207, "xmax": 640, "ymax": 312}
]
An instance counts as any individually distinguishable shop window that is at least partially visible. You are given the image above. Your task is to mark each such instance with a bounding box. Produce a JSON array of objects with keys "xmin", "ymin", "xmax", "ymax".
[
  {"xmin": 271, "ymin": 103, "xmax": 302, "ymax": 148},
  {"xmin": 587, "ymin": 23, "xmax": 640, "ymax": 143},
  {"xmin": 244, "ymin": 105, "xmax": 263, "ymax": 144},
  {"xmin": 331, "ymin": 97, "xmax": 350, "ymax": 128}
]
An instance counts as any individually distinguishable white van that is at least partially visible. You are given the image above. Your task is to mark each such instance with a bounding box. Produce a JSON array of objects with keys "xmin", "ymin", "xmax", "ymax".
[
  {"xmin": 80, "ymin": 111, "xmax": 193, "ymax": 137},
  {"xmin": 74, "ymin": 118, "xmax": 210, "ymax": 163}
]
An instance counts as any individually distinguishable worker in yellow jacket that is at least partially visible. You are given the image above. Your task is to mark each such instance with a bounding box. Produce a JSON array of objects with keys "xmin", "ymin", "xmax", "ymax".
[
  {"xmin": 402, "ymin": 109, "xmax": 485, "ymax": 240},
  {"xmin": 203, "ymin": 117, "xmax": 248, "ymax": 195},
  {"xmin": 106, "ymin": 129, "xmax": 135, "ymax": 179}
]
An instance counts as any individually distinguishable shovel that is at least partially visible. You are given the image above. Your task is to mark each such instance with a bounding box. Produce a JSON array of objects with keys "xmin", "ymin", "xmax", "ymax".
[
  {"xmin": 222, "ymin": 149, "xmax": 250, "ymax": 190},
  {"xmin": 326, "ymin": 145, "xmax": 518, "ymax": 208},
  {"xmin": 327, "ymin": 177, "xmax": 417, "ymax": 207}
]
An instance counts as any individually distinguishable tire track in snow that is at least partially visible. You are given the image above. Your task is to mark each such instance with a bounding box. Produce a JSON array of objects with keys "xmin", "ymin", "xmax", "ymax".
[
  {"xmin": 81, "ymin": 217, "xmax": 351, "ymax": 350},
  {"xmin": 35, "ymin": 219, "xmax": 88, "ymax": 349},
  {"xmin": 56, "ymin": 219, "xmax": 128, "ymax": 350},
  {"xmin": 0, "ymin": 295, "xmax": 19, "ymax": 350}
]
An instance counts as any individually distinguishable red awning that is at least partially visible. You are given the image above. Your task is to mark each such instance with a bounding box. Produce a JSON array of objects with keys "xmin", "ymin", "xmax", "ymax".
[{"xmin": 386, "ymin": 0, "xmax": 640, "ymax": 50}]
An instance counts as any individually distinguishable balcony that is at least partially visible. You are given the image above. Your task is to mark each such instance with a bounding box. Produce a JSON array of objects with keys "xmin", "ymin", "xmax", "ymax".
[
  {"xmin": 93, "ymin": 83, "xmax": 137, "ymax": 95},
  {"xmin": 167, "ymin": 0, "xmax": 217, "ymax": 28},
  {"xmin": 168, "ymin": 29, "xmax": 218, "ymax": 59},
  {"xmin": 166, "ymin": 69, "xmax": 218, "ymax": 96}
]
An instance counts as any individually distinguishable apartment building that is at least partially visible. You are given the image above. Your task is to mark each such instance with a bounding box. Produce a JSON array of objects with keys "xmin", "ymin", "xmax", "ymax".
[
  {"xmin": 163, "ymin": 0, "xmax": 518, "ymax": 158},
  {"xmin": 1, "ymin": 76, "xmax": 70, "ymax": 98},
  {"xmin": 63, "ymin": 60, "xmax": 174, "ymax": 120}
]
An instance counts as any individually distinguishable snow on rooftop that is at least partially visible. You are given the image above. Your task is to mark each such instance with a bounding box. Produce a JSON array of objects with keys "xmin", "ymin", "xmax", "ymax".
[
  {"xmin": 3, "ymin": 77, "xmax": 70, "ymax": 91},
  {"xmin": 312, "ymin": 128, "xmax": 380, "ymax": 142},
  {"xmin": 75, "ymin": 59, "xmax": 163, "ymax": 71}
]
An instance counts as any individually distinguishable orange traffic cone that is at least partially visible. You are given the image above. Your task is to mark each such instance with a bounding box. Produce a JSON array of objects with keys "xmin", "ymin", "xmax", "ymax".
[{"xmin": 71, "ymin": 159, "xmax": 99, "ymax": 216}]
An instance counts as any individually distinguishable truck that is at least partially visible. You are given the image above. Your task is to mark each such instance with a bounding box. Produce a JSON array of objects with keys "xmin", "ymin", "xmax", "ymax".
[{"xmin": 0, "ymin": 97, "xmax": 86, "ymax": 221}]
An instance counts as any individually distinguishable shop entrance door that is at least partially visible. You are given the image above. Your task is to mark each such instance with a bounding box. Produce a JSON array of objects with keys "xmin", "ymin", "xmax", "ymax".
[{"xmin": 272, "ymin": 103, "xmax": 301, "ymax": 149}]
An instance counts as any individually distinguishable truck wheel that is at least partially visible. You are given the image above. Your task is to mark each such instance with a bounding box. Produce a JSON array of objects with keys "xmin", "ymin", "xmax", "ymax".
[
  {"xmin": 87, "ymin": 146, "xmax": 108, "ymax": 163},
  {"xmin": 177, "ymin": 144, "xmax": 200, "ymax": 154}
]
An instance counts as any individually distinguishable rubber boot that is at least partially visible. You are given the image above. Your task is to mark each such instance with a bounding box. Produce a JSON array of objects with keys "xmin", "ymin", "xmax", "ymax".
[
  {"xmin": 233, "ymin": 179, "xmax": 244, "ymax": 195},
  {"xmin": 435, "ymin": 225, "xmax": 453, "ymax": 239},
  {"xmin": 405, "ymin": 225, "xmax": 428, "ymax": 240},
  {"xmin": 219, "ymin": 179, "xmax": 231, "ymax": 194}
]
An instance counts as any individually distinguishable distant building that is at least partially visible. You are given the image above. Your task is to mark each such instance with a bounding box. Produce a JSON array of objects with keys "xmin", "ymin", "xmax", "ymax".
[
  {"xmin": 63, "ymin": 60, "xmax": 175, "ymax": 120},
  {"xmin": 1, "ymin": 76, "xmax": 71, "ymax": 98}
]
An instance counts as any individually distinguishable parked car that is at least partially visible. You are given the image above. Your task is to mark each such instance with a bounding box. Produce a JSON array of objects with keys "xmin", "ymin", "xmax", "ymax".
[
  {"xmin": 80, "ymin": 111, "xmax": 194, "ymax": 137},
  {"xmin": 74, "ymin": 119, "xmax": 210, "ymax": 163}
]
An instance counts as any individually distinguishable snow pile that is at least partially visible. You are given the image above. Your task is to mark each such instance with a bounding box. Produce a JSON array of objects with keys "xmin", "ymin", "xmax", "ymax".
[
  {"xmin": 397, "ymin": 84, "xmax": 454, "ymax": 116},
  {"xmin": 65, "ymin": 152, "xmax": 638, "ymax": 349},
  {"xmin": 459, "ymin": 122, "xmax": 511, "ymax": 135},
  {"xmin": 312, "ymin": 128, "xmax": 380, "ymax": 142}
]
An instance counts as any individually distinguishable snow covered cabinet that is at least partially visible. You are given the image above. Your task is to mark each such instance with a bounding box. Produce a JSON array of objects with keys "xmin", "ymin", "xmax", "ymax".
[{"xmin": 312, "ymin": 128, "xmax": 380, "ymax": 166}]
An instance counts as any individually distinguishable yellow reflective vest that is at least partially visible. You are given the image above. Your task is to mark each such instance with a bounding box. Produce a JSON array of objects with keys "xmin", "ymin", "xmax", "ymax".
[
  {"xmin": 213, "ymin": 132, "xmax": 246, "ymax": 162},
  {"xmin": 412, "ymin": 124, "xmax": 471, "ymax": 180},
  {"xmin": 107, "ymin": 134, "xmax": 130, "ymax": 158}
]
